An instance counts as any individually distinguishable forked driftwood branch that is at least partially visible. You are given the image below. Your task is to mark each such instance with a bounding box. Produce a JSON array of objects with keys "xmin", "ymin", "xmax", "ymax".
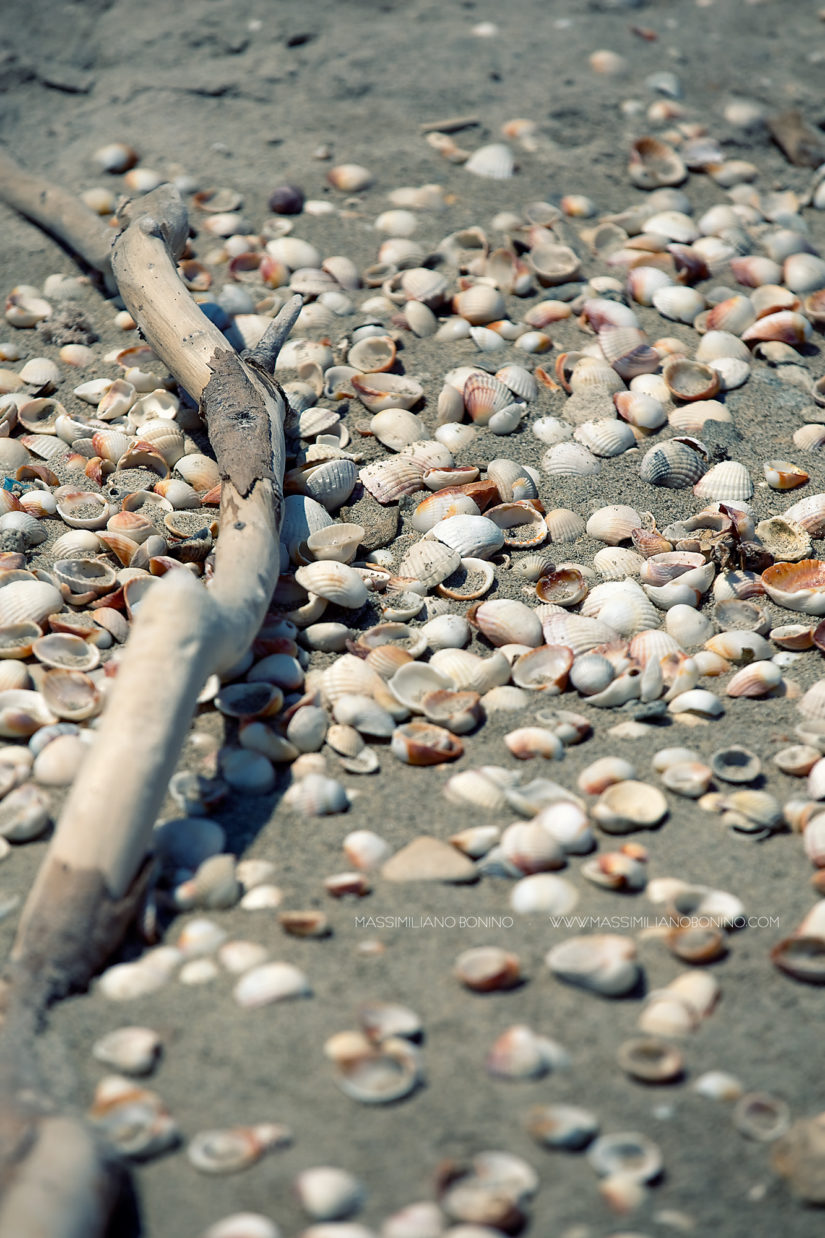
[{"xmin": 0, "ymin": 151, "xmax": 300, "ymax": 1236}]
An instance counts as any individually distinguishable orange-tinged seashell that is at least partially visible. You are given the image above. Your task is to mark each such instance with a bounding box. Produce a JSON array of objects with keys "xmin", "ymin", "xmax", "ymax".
[
  {"xmin": 741, "ymin": 311, "xmax": 813, "ymax": 347},
  {"xmin": 454, "ymin": 946, "xmax": 521, "ymax": 991},
  {"xmin": 628, "ymin": 137, "xmax": 686, "ymax": 189},
  {"xmin": 764, "ymin": 460, "xmax": 809, "ymax": 490},
  {"xmin": 663, "ymin": 357, "xmax": 720, "ymax": 402},
  {"xmin": 536, "ymin": 568, "xmax": 588, "ymax": 607},
  {"xmin": 390, "ymin": 721, "xmax": 463, "ymax": 765},
  {"xmin": 762, "ymin": 560, "xmax": 825, "ymax": 615}
]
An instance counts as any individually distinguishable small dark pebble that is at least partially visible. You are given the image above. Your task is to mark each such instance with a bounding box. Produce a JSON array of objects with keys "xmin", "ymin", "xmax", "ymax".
[{"xmin": 268, "ymin": 184, "xmax": 305, "ymax": 215}]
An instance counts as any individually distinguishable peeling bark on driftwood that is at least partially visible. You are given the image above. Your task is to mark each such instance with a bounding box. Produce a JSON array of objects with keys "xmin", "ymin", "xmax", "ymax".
[{"xmin": 0, "ymin": 162, "xmax": 301, "ymax": 1236}]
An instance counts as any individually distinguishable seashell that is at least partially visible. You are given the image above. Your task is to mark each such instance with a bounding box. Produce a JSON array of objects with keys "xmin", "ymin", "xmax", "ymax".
[
  {"xmin": 281, "ymin": 772, "xmax": 349, "ymax": 816},
  {"xmin": 546, "ymin": 935, "xmax": 640, "ymax": 996},
  {"xmin": 503, "ymin": 728, "xmax": 565, "ymax": 762},
  {"xmin": 741, "ymin": 311, "xmax": 812, "ymax": 347},
  {"xmin": 526, "ymin": 1103, "xmax": 600, "ymax": 1150},
  {"xmin": 351, "ymin": 373, "xmax": 423, "ymax": 413},
  {"xmin": 771, "ymin": 624, "xmax": 814, "ymax": 651},
  {"xmin": 541, "ymin": 613, "xmax": 619, "ymax": 655},
  {"xmin": 454, "ymin": 945, "xmax": 521, "ymax": 991},
  {"xmin": 0, "ymin": 782, "xmax": 52, "ymax": 841},
  {"xmin": 465, "ymin": 143, "xmax": 515, "ymax": 179},
  {"xmin": 88, "ymin": 1076, "xmax": 179, "ymax": 1160},
  {"xmin": 582, "ymin": 850, "xmax": 647, "ymax": 890},
  {"xmin": 486, "ymin": 1025, "xmax": 566, "ymax": 1080},
  {"xmin": 694, "ymin": 460, "xmax": 753, "ymax": 502},
  {"xmin": 586, "ymin": 505, "xmax": 643, "ymax": 546},
  {"xmin": 535, "ymin": 567, "xmax": 588, "ymax": 609},
  {"xmin": 92, "ymin": 1027, "xmax": 162, "ymax": 1077},
  {"xmin": 592, "ymin": 780, "xmax": 667, "ymax": 834},
  {"xmin": 652, "ymin": 285, "xmax": 705, "ymax": 324},
  {"xmin": 668, "ymin": 688, "xmax": 724, "ymax": 716},
  {"xmin": 469, "ymin": 598, "xmax": 543, "ymax": 648},
  {"xmin": 762, "ymin": 560, "xmax": 825, "ymax": 615},
  {"xmin": 325, "ymin": 1030, "xmax": 422, "ymax": 1103},
  {"xmin": 461, "ymin": 372, "xmax": 511, "ymax": 425},
  {"xmin": 578, "ymin": 755, "xmax": 636, "ymax": 795},
  {"xmin": 542, "ymin": 442, "xmax": 601, "ymax": 477},
  {"xmin": 639, "ymin": 439, "xmax": 706, "ymax": 488},
  {"xmin": 662, "ymin": 357, "xmax": 720, "ymax": 402},
  {"xmin": 569, "ymin": 357, "xmax": 625, "ymax": 395},
  {"xmin": 545, "ymin": 508, "xmax": 586, "ymax": 542},
  {"xmin": 783, "ymin": 494, "xmax": 825, "ymax": 537},
  {"xmin": 726, "ymin": 660, "xmax": 782, "ymax": 697},
  {"xmin": 0, "ymin": 580, "xmax": 63, "ymax": 626},
  {"xmin": 764, "ymin": 460, "xmax": 809, "ymax": 490},
  {"xmin": 617, "ymin": 1036, "xmax": 684, "ymax": 1084},
  {"xmin": 399, "ymin": 267, "xmax": 448, "ymax": 307},
  {"xmin": 427, "ymin": 515, "xmax": 505, "ymax": 560},
  {"xmin": 529, "ymin": 244, "xmax": 580, "ymax": 287},
  {"xmin": 233, "ymin": 961, "xmax": 312, "ymax": 1008},
  {"xmin": 574, "ymin": 418, "xmax": 635, "ymax": 458},
  {"xmin": 55, "ymin": 490, "xmax": 110, "ymax": 530},
  {"xmin": 511, "ymin": 645, "xmax": 573, "ymax": 692},
  {"xmin": 294, "ymin": 1166, "xmax": 365, "ymax": 1221},
  {"xmin": 614, "ymin": 390, "xmax": 667, "ymax": 430},
  {"xmin": 188, "ymin": 1124, "xmax": 291, "ymax": 1175},
  {"xmin": 754, "ymin": 516, "xmax": 811, "ymax": 563},
  {"xmin": 454, "ymin": 285, "xmax": 507, "ymax": 326},
  {"xmin": 629, "ymin": 137, "xmax": 686, "ymax": 189},
  {"xmin": 327, "ymin": 163, "xmax": 373, "ymax": 191}
]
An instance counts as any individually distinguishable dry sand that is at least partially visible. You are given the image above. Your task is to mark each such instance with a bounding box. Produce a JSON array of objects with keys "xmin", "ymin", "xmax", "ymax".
[{"xmin": 2, "ymin": 0, "xmax": 825, "ymax": 1235}]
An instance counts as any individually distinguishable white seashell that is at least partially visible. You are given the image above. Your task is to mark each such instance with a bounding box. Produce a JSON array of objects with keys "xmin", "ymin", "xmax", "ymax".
[
  {"xmin": 546, "ymin": 935, "xmax": 641, "ymax": 996},
  {"xmin": 652, "ymin": 285, "xmax": 705, "ymax": 323},
  {"xmin": 510, "ymin": 873, "xmax": 578, "ymax": 915},
  {"xmin": 694, "ymin": 461, "xmax": 753, "ymax": 501},
  {"xmin": 574, "ymin": 418, "xmax": 635, "ymax": 458},
  {"xmin": 233, "ymin": 962, "xmax": 312, "ymax": 1008},
  {"xmin": 585, "ymin": 505, "xmax": 642, "ymax": 545},
  {"xmin": 542, "ymin": 442, "xmax": 601, "ymax": 477},
  {"xmin": 465, "ymin": 143, "xmax": 515, "ymax": 180},
  {"xmin": 427, "ymin": 515, "xmax": 505, "ymax": 560},
  {"xmin": 294, "ymin": 562, "xmax": 368, "ymax": 609},
  {"xmin": 200, "ymin": 1214, "xmax": 280, "ymax": 1238},
  {"xmin": 668, "ymin": 688, "xmax": 724, "ymax": 716}
]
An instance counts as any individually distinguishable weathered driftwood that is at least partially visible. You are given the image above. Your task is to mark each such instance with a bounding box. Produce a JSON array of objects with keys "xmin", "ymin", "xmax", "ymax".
[{"xmin": 0, "ymin": 166, "xmax": 300, "ymax": 1235}]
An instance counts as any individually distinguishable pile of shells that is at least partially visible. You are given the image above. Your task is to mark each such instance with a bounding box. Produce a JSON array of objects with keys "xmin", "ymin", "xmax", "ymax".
[{"xmin": 3, "ymin": 93, "xmax": 825, "ymax": 1235}]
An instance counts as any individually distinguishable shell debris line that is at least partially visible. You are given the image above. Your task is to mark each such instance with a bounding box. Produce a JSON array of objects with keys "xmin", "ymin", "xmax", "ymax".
[{"xmin": 3, "ymin": 9, "xmax": 825, "ymax": 1236}]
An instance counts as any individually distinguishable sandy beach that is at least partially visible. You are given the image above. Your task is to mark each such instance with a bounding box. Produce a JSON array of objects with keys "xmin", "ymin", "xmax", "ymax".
[{"xmin": 2, "ymin": 1, "xmax": 825, "ymax": 1235}]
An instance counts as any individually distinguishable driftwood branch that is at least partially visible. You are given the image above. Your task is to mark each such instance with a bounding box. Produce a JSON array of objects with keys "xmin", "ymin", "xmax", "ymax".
[{"xmin": 0, "ymin": 166, "xmax": 300, "ymax": 1235}]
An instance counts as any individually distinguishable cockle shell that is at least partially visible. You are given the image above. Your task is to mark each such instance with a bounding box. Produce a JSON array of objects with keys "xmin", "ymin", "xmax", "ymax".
[
  {"xmin": 411, "ymin": 490, "xmax": 480, "ymax": 534},
  {"xmin": 351, "ymin": 373, "xmax": 424, "ymax": 413},
  {"xmin": 663, "ymin": 357, "xmax": 720, "ymax": 401},
  {"xmin": 694, "ymin": 461, "xmax": 753, "ymax": 501},
  {"xmin": 511, "ymin": 645, "xmax": 574, "ymax": 691},
  {"xmin": 574, "ymin": 418, "xmax": 635, "ymax": 458},
  {"xmin": 585, "ymin": 505, "xmax": 642, "ymax": 545},
  {"xmin": 639, "ymin": 440, "xmax": 706, "ymax": 488},
  {"xmin": 187, "ymin": 1124, "xmax": 291, "ymax": 1175},
  {"xmin": 294, "ymin": 562, "xmax": 368, "ymax": 609},
  {"xmin": 629, "ymin": 137, "xmax": 687, "ymax": 189},
  {"xmin": 0, "ymin": 581, "xmax": 63, "ymax": 626},
  {"xmin": 542, "ymin": 442, "xmax": 601, "ymax": 477},
  {"xmin": 469, "ymin": 599, "xmax": 543, "ymax": 648},
  {"xmin": 464, "ymin": 143, "xmax": 515, "ymax": 180},
  {"xmin": 485, "ymin": 502, "xmax": 547, "ymax": 548},
  {"xmin": 762, "ymin": 561, "xmax": 825, "ymax": 615},
  {"xmin": 427, "ymin": 515, "xmax": 505, "ymax": 560}
]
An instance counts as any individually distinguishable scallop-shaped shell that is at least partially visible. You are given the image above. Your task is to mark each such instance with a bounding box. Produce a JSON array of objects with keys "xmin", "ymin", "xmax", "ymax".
[
  {"xmin": 668, "ymin": 399, "xmax": 732, "ymax": 434},
  {"xmin": 652, "ymin": 286, "xmax": 705, "ymax": 325},
  {"xmin": 0, "ymin": 580, "xmax": 63, "ymax": 626},
  {"xmin": 639, "ymin": 439, "xmax": 706, "ymax": 488},
  {"xmin": 427, "ymin": 514, "xmax": 505, "ymax": 560},
  {"xmin": 614, "ymin": 390, "xmax": 667, "ymax": 430},
  {"xmin": 321, "ymin": 654, "xmax": 384, "ymax": 705},
  {"xmin": 359, "ymin": 455, "xmax": 425, "ymax": 504},
  {"xmin": 569, "ymin": 357, "xmax": 625, "ymax": 395},
  {"xmin": 487, "ymin": 458, "xmax": 537, "ymax": 503},
  {"xmin": 541, "ymin": 613, "xmax": 618, "ymax": 655},
  {"xmin": 693, "ymin": 461, "xmax": 753, "ymax": 501},
  {"xmin": 294, "ymin": 561, "xmax": 368, "ymax": 609},
  {"xmin": 399, "ymin": 266, "xmax": 448, "ymax": 307},
  {"xmin": 783, "ymin": 494, "xmax": 825, "ymax": 537},
  {"xmin": 542, "ymin": 442, "xmax": 601, "ymax": 477},
  {"xmin": 397, "ymin": 540, "xmax": 461, "ymax": 588},
  {"xmin": 411, "ymin": 491, "xmax": 480, "ymax": 534},
  {"xmin": 462, "ymin": 373, "xmax": 512, "ymax": 425},
  {"xmin": 453, "ymin": 285, "xmax": 506, "ymax": 326},
  {"xmin": 465, "ymin": 143, "xmax": 515, "ymax": 180},
  {"xmin": 762, "ymin": 560, "xmax": 825, "ymax": 615},
  {"xmin": 301, "ymin": 458, "xmax": 359, "ymax": 512},
  {"xmin": 0, "ymin": 689, "xmax": 57, "ymax": 738},
  {"xmin": 545, "ymin": 508, "xmax": 586, "ymax": 542},
  {"xmin": 574, "ymin": 418, "xmax": 635, "ymax": 458},
  {"xmin": 629, "ymin": 137, "xmax": 686, "ymax": 189}
]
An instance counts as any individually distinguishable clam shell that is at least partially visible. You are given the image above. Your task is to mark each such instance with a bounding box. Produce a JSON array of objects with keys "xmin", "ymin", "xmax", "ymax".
[
  {"xmin": 359, "ymin": 456, "xmax": 425, "ymax": 504},
  {"xmin": 762, "ymin": 560, "xmax": 825, "ymax": 615},
  {"xmin": 663, "ymin": 357, "xmax": 720, "ymax": 401},
  {"xmin": 629, "ymin": 137, "xmax": 686, "ymax": 189},
  {"xmin": 470, "ymin": 599, "xmax": 543, "ymax": 648},
  {"xmin": 693, "ymin": 461, "xmax": 753, "ymax": 501},
  {"xmin": 574, "ymin": 418, "xmax": 635, "ymax": 458},
  {"xmin": 585, "ymin": 505, "xmax": 642, "ymax": 545},
  {"xmin": 639, "ymin": 440, "xmax": 706, "ymax": 488},
  {"xmin": 351, "ymin": 373, "xmax": 423, "ymax": 413},
  {"xmin": 411, "ymin": 490, "xmax": 480, "ymax": 534},
  {"xmin": 542, "ymin": 442, "xmax": 601, "ymax": 477},
  {"xmin": 464, "ymin": 143, "xmax": 515, "ymax": 180},
  {"xmin": 427, "ymin": 515, "xmax": 505, "ymax": 560}
]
